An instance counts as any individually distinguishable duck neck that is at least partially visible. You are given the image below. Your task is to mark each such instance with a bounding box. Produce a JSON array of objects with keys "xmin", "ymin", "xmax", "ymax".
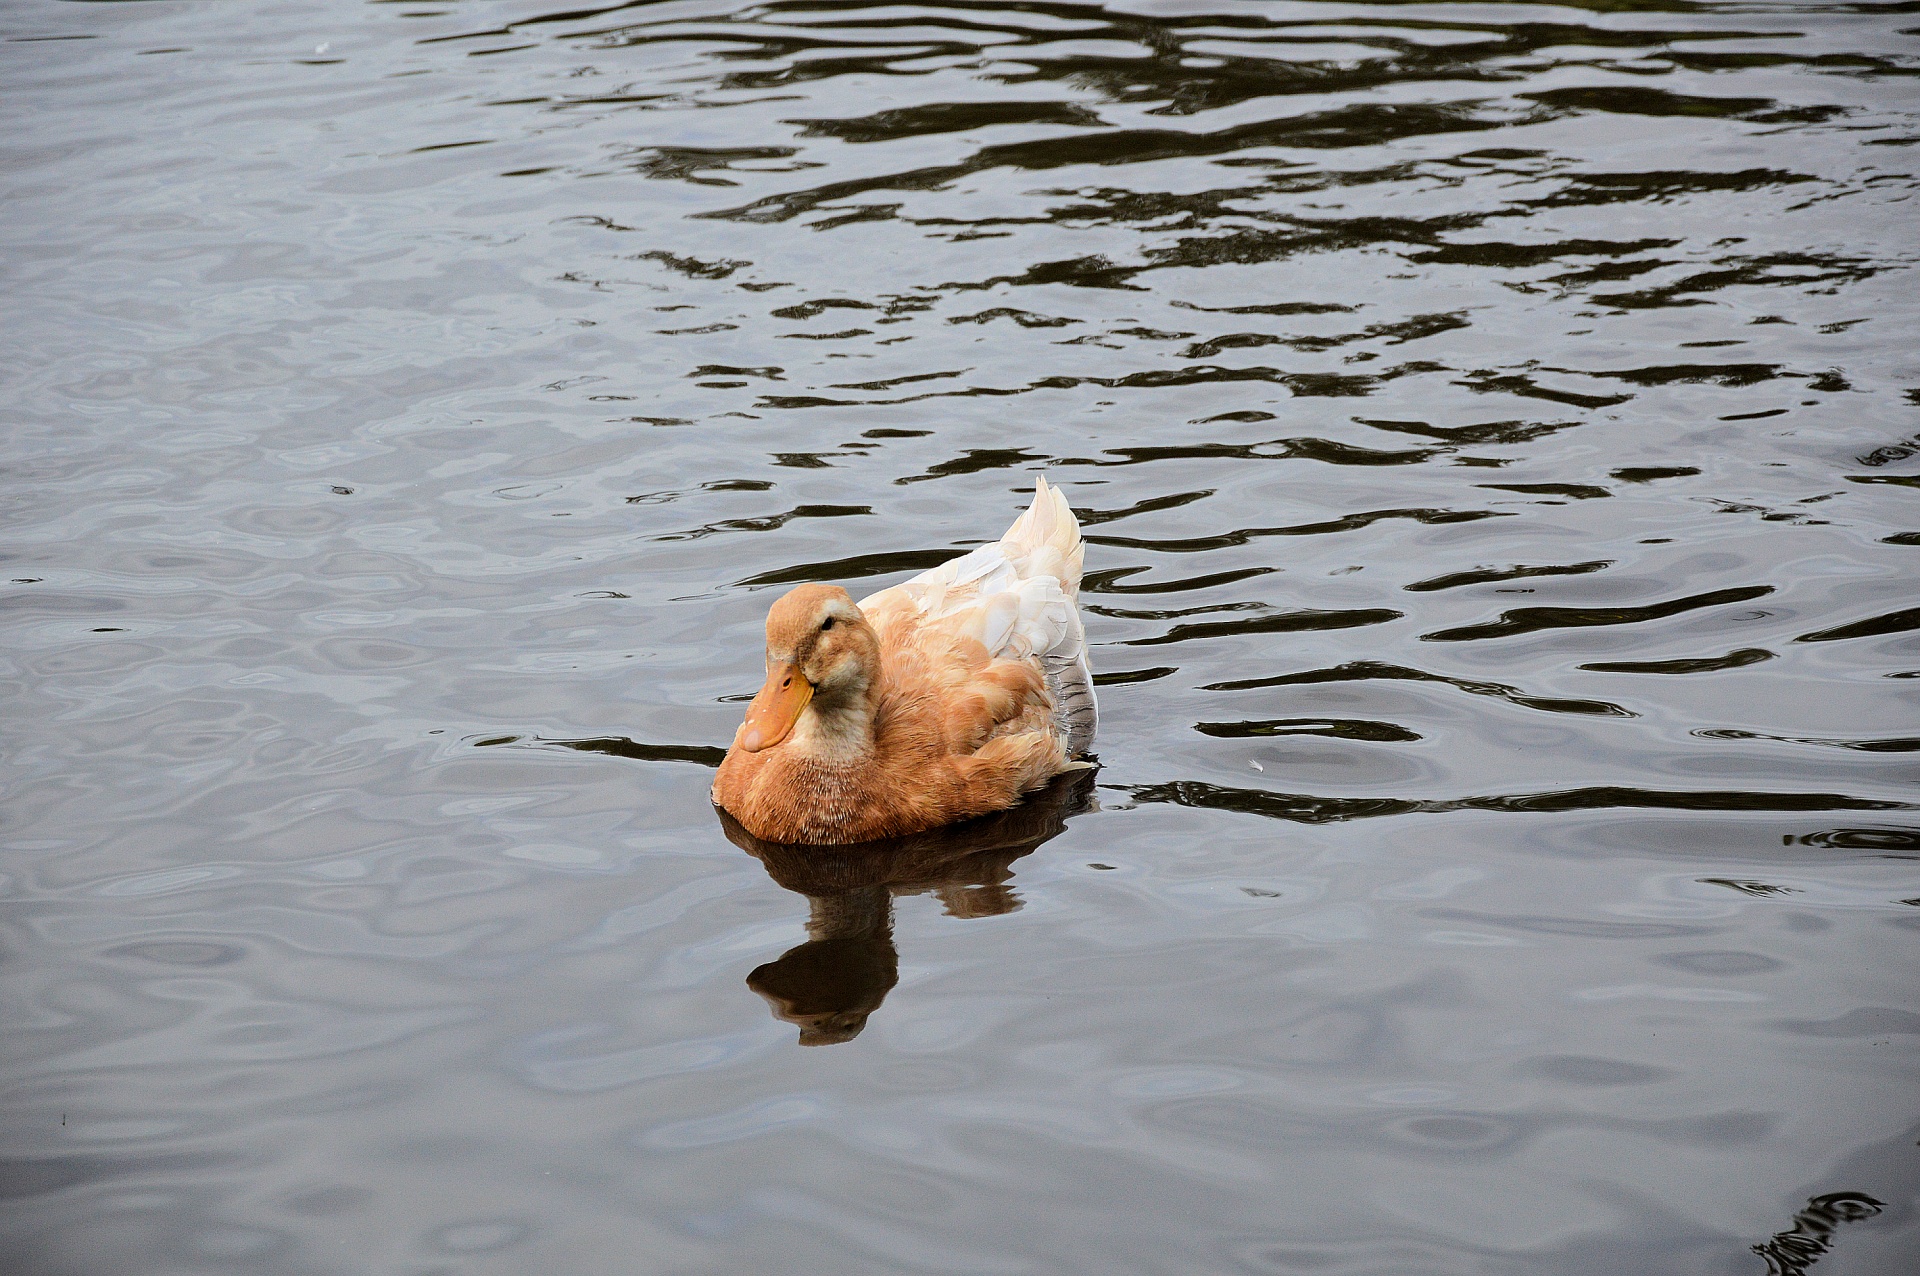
[{"xmin": 790, "ymin": 681, "xmax": 878, "ymax": 765}]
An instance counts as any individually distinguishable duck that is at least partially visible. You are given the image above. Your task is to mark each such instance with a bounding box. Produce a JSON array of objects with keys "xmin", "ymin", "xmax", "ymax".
[{"xmin": 712, "ymin": 476, "xmax": 1096, "ymax": 845}]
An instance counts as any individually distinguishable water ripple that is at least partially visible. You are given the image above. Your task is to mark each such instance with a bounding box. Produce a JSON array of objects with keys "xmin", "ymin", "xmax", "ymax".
[{"xmin": 4, "ymin": 0, "xmax": 1917, "ymax": 1271}]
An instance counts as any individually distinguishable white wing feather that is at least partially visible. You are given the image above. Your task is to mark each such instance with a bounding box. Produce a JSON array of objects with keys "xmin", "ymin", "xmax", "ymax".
[{"xmin": 860, "ymin": 476, "xmax": 1097, "ymax": 754}]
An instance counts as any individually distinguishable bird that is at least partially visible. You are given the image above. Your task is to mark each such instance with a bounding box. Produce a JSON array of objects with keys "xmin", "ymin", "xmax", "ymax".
[{"xmin": 711, "ymin": 476, "xmax": 1096, "ymax": 845}]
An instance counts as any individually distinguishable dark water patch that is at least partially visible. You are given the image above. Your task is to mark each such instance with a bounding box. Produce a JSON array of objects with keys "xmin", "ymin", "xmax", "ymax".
[
  {"xmin": 1195, "ymin": 718, "xmax": 1422, "ymax": 743},
  {"xmin": 1476, "ymin": 482, "xmax": 1613, "ymax": 500},
  {"xmin": 734, "ymin": 549, "xmax": 964, "ymax": 587},
  {"xmin": 1405, "ymin": 560, "xmax": 1613, "ymax": 592},
  {"xmin": 1523, "ymin": 169, "xmax": 1820, "ymax": 210},
  {"xmin": 1701, "ymin": 495, "xmax": 1832, "ymax": 526},
  {"xmin": 1590, "ymin": 252, "xmax": 1880, "ymax": 310},
  {"xmin": 1796, "ymin": 606, "xmax": 1920, "ymax": 642},
  {"xmin": 657, "ymin": 504, "xmax": 873, "ymax": 541},
  {"xmin": 1788, "ymin": 828, "xmax": 1920, "ymax": 853},
  {"xmin": 1751, "ymin": 1192, "xmax": 1885, "ymax": 1276},
  {"xmin": 1423, "ymin": 585, "xmax": 1774, "ymax": 642},
  {"xmin": 1123, "ymin": 781, "xmax": 1908, "ymax": 826},
  {"xmin": 1452, "ymin": 370, "xmax": 1632, "ymax": 409},
  {"xmin": 1088, "ymin": 600, "xmax": 1268, "ymax": 622},
  {"xmin": 1173, "ymin": 300, "xmax": 1357, "ymax": 317},
  {"xmin": 1668, "ymin": 48, "xmax": 1918, "ymax": 76},
  {"xmin": 1082, "ymin": 565, "xmax": 1278, "ymax": 595},
  {"xmin": 791, "ymin": 101, "xmax": 1110, "ymax": 144},
  {"xmin": 1612, "ymin": 466, "xmax": 1701, "ymax": 482},
  {"xmin": 770, "ymin": 298, "xmax": 877, "ymax": 320},
  {"xmin": 1581, "ymin": 648, "xmax": 1775, "ymax": 674},
  {"xmin": 474, "ymin": 734, "xmax": 727, "ymax": 768},
  {"xmin": 1183, "ymin": 311, "xmax": 1470, "ymax": 358},
  {"xmin": 617, "ymin": 144, "xmax": 810, "ymax": 187},
  {"xmin": 1462, "ymin": 787, "xmax": 1912, "ymax": 816},
  {"xmin": 1697, "ymin": 729, "xmax": 1920, "ymax": 753},
  {"xmin": 1091, "ymin": 437, "xmax": 1444, "ymax": 468},
  {"xmin": 1580, "ymin": 363, "xmax": 1792, "ymax": 388},
  {"xmin": 829, "ymin": 369, "xmax": 970, "ymax": 392},
  {"xmin": 689, "ymin": 364, "xmax": 785, "ymax": 381},
  {"xmin": 1091, "ymin": 507, "xmax": 1505, "ymax": 554},
  {"xmin": 1857, "ymin": 433, "xmax": 1920, "ymax": 466},
  {"xmin": 1408, "ymin": 237, "xmax": 1680, "ymax": 268},
  {"xmin": 1525, "ymin": 86, "xmax": 1844, "ymax": 124},
  {"xmin": 1180, "ymin": 332, "xmax": 1291, "ymax": 359},
  {"xmin": 899, "ymin": 447, "xmax": 1047, "ymax": 483},
  {"xmin": 1358, "ymin": 416, "xmax": 1583, "ymax": 447},
  {"xmin": 703, "ymin": 101, "xmax": 1553, "ymax": 226},
  {"xmin": 1543, "ymin": 256, "xmax": 1678, "ymax": 294},
  {"xmin": 630, "ymin": 248, "xmax": 751, "ymax": 278},
  {"xmin": 1122, "ymin": 608, "xmax": 1403, "ymax": 646},
  {"xmin": 1033, "ymin": 363, "xmax": 1421, "ymax": 398},
  {"xmin": 1142, "ymin": 218, "xmax": 1486, "ymax": 275},
  {"xmin": 1206, "ymin": 659, "xmax": 1636, "ymax": 718},
  {"xmin": 1109, "ymin": 326, "xmax": 1192, "ymax": 341},
  {"xmin": 949, "ymin": 252, "xmax": 1150, "ymax": 291},
  {"xmin": 1073, "ymin": 489, "xmax": 1215, "ymax": 527},
  {"xmin": 761, "ymin": 364, "xmax": 1444, "ymax": 410},
  {"xmin": 947, "ymin": 307, "xmax": 1079, "ymax": 328},
  {"xmin": 1701, "ymin": 877, "xmax": 1803, "ymax": 898},
  {"xmin": 1092, "ymin": 666, "xmax": 1177, "ymax": 687},
  {"xmin": 1121, "ymin": 781, "xmax": 1424, "ymax": 825}
]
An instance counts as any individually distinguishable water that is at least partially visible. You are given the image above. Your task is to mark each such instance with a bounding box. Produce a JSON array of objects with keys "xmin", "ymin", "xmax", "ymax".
[{"xmin": 3, "ymin": 0, "xmax": 1918, "ymax": 1271}]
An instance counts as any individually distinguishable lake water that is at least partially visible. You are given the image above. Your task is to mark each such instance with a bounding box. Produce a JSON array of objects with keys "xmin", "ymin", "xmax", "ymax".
[{"xmin": 4, "ymin": 1, "xmax": 1918, "ymax": 1272}]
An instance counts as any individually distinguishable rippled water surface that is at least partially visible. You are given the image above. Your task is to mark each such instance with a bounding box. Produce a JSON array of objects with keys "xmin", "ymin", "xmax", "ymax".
[{"xmin": 5, "ymin": 0, "xmax": 1920, "ymax": 1271}]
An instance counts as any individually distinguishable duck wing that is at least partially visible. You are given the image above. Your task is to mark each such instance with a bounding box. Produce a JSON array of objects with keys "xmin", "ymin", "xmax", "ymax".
[{"xmin": 860, "ymin": 476, "xmax": 1097, "ymax": 756}]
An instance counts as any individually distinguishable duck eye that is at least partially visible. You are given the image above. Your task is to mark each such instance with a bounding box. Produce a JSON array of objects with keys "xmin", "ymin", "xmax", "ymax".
[{"xmin": 820, "ymin": 616, "xmax": 836, "ymax": 632}]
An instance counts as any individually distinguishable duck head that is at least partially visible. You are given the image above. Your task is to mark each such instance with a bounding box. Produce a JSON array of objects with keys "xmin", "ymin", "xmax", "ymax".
[{"xmin": 739, "ymin": 583, "xmax": 880, "ymax": 753}]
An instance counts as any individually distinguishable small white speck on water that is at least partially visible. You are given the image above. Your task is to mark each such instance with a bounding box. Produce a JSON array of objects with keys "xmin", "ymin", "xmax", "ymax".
[{"xmin": 1250, "ymin": 760, "xmax": 1263, "ymax": 771}]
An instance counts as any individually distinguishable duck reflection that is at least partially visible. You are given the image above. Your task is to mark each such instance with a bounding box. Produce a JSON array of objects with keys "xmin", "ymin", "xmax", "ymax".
[{"xmin": 717, "ymin": 769, "xmax": 1097, "ymax": 1046}]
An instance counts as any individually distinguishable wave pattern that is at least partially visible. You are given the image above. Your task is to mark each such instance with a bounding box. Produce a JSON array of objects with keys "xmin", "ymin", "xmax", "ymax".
[{"xmin": 2, "ymin": 1, "xmax": 1917, "ymax": 1274}]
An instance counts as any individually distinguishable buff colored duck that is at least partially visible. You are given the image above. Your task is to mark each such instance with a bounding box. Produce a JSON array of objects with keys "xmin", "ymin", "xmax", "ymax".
[{"xmin": 711, "ymin": 477, "xmax": 1096, "ymax": 845}]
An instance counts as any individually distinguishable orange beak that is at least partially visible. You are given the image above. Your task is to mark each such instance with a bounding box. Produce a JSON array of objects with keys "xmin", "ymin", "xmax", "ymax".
[{"xmin": 739, "ymin": 662, "xmax": 812, "ymax": 753}]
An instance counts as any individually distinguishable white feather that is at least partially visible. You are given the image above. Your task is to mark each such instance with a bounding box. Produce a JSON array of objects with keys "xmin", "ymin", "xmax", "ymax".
[{"xmin": 860, "ymin": 476, "xmax": 1097, "ymax": 755}]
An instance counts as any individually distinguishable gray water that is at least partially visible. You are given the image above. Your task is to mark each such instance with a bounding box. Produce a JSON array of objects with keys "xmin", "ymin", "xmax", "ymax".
[{"xmin": 4, "ymin": 1, "xmax": 1919, "ymax": 1272}]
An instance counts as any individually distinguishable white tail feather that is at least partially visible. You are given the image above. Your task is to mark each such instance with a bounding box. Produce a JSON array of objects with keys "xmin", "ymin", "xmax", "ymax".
[
  {"xmin": 997, "ymin": 475, "xmax": 1084, "ymax": 599},
  {"xmin": 860, "ymin": 475, "xmax": 1097, "ymax": 756}
]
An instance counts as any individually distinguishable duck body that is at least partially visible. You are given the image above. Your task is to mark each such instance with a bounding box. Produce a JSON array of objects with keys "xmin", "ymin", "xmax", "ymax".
[{"xmin": 712, "ymin": 477, "xmax": 1096, "ymax": 845}]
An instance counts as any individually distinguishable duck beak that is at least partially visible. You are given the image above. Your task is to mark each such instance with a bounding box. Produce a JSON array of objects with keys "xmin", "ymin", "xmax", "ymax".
[{"xmin": 740, "ymin": 662, "xmax": 811, "ymax": 752}]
